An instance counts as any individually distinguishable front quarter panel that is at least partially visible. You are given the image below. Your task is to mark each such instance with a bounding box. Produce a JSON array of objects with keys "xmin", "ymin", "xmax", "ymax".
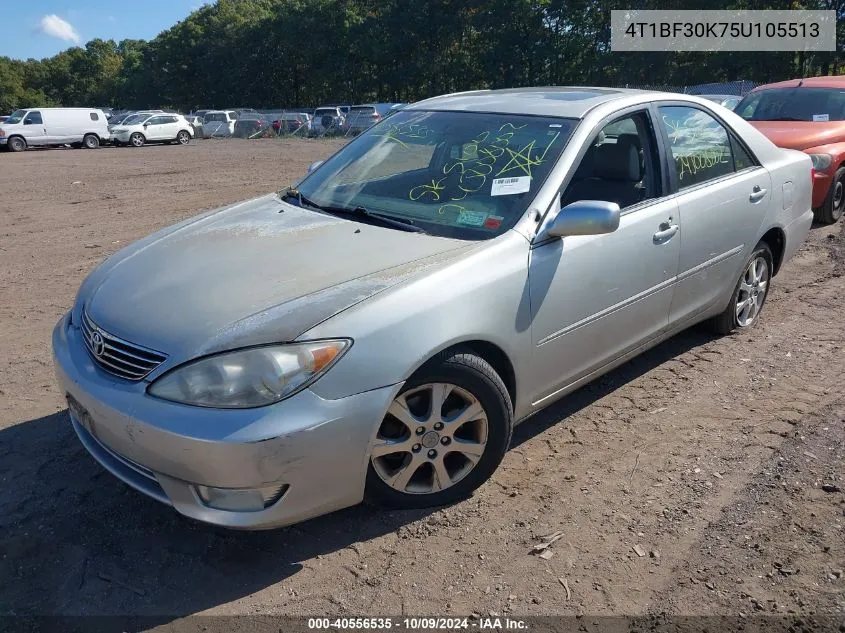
[{"xmin": 300, "ymin": 231, "xmax": 535, "ymax": 418}]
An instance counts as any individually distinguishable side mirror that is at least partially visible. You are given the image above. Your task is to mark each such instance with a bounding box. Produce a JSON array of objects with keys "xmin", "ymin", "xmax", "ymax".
[
  {"xmin": 307, "ymin": 160, "xmax": 324, "ymax": 174},
  {"xmin": 547, "ymin": 200, "xmax": 621, "ymax": 238}
]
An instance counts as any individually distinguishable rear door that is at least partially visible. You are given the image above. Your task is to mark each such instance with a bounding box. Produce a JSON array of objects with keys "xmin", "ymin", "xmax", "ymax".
[
  {"xmin": 22, "ymin": 110, "xmax": 47, "ymax": 145},
  {"xmin": 654, "ymin": 103, "xmax": 772, "ymax": 324},
  {"xmin": 159, "ymin": 115, "xmax": 180, "ymax": 139}
]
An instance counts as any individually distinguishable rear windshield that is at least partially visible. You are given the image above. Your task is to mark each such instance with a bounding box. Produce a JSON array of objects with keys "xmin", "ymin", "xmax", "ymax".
[
  {"xmin": 737, "ymin": 87, "xmax": 845, "ymax": 122},
  {"xmin": 205, "ymin": 113, "xmax": 227, "ymax": 122},
  {"xmin": 315, "ymin": 109, "xmax": 338, "ymax": 116},
  {"xmin": 350, "ymin": 106, "xmax": 376, "ymax": 114}
]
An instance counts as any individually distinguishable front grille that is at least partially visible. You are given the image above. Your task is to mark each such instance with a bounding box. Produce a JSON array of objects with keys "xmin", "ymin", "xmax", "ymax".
[{"xmin": 80, "ymin": 308, "xmax": 167, "ymax": 381}]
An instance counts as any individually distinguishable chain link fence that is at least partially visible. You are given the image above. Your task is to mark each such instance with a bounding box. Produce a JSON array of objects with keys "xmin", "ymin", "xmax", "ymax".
[{"xmin": 612, "ymin": 80, "xmax": 757, "ymax": 96}]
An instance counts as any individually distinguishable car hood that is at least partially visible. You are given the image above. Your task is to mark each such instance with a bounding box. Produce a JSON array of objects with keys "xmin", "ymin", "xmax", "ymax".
[
  {"xmin": 748, "ymin": 121, "xmax": 845, "ymax": 150},
  {"xmin": 84, "ymin": 194, "xmax": 473, "ymax": 361}
]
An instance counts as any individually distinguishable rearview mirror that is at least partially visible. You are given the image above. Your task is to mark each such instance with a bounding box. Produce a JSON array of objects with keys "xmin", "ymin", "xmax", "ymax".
[
  {"xmin": 547, "ymin": 200, "xmax": 621, "ymax": 238},
  {"xmin": 307, "ymin": 160, "xmax": 324, "ymax": 174}
]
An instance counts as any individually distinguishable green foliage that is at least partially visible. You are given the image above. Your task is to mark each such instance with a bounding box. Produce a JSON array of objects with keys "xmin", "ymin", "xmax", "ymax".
[{"xmin": 0, "ymin": 0, "xmax": 842, "ymax": 113}]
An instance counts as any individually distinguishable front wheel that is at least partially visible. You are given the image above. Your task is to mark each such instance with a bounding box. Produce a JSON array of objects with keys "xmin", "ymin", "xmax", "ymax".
[
  {"xmin": 130, "ymin": 132, "xmax": 145, "ymax": 148},
  {"xmin": 7, "ymin": 136, "xmax": 26, "ymax": 152},
  {"xmin": 712, "ymin": 242, "xmax": 773, "ymax": 334},
  {"xmin": 83, "ymin": 134, "xmax": 100, "ymax": 149},
  {"xmin": 815, "ymin": 166, "xmax": 845, "ymax": 225},
  {"xmin": 176, "ymin": 130, "xmax": 191, "ymax": 145},
  {"xmin": 365, "ymin": 349, "xmax": 513, "ymax": 509}
]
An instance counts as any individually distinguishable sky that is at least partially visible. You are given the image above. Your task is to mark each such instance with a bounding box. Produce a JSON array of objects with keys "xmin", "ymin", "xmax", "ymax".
[{"xmin": 2, "ymin": 1, "xmax": 206, "ymax": 60}]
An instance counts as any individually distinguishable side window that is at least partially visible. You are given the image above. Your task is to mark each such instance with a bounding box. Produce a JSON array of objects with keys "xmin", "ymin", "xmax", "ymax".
[
  {"xmin": 24, "ymin": 111, "xmax": 42, "ymax": 125},
  {"xmin": 146, "ymin": 116, "xmax": 164, "ymax": 125},
  {"xmin": 561, "ymin": 111, "xmax": 659, "ymax": 210},
  {"xmin": 730, "ymin": 135, "xmax": 756, "ymax": 171},
  {"xmin": 90, "ymin": 112, "xmax": 99, "ymax": 121},
  {"xmin": 658, "ymin": 106, "xmax": 733, "ymax": 188},
  {"xmin": 163, "ymin": 116, "xmax": 178, "ymax": 124}
]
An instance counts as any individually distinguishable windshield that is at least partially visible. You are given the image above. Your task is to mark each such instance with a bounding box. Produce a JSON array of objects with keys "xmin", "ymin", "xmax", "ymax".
[
  {"xmin": 122, "ymin": 114, "xmax": 149, "ymax": 125},
  {"xmin": 4, "ymin": 110, "xmax": 26, "ymax": 125},
  {"xmin": 737, "ymin": 87, "xmax": 845, "ymax": 122},
  {"xmin": 295, "ymin": 110, "xmax": 576, "ymax": 239}
]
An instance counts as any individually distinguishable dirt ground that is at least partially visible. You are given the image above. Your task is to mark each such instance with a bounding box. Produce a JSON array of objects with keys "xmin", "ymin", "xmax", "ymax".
[{"xmin": 1, "ymin": 139, "xmax": 844, "ymax": 627}]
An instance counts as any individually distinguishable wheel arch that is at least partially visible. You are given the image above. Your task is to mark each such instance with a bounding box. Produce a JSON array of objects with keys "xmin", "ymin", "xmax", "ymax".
[
  {"xmin": 6, "ymin": 134, "xmax": 26, "ymax": 148},
  {"xmin": 412, "ymin": 339, "xmax": 517, "ymax": 413},
  {"xmin": 759, "ymin": 226, "xmax": 786, "ymax": 276}
]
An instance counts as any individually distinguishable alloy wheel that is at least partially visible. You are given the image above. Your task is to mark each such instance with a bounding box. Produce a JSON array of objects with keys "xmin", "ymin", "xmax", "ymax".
[
  {"xmin": 736, "ymin": 255, "xmax": 769, "ymax": 327},
  {"xmin": 371, "ymin": 383, "xmax": 488, "ymax": 495},
  {"xmin": 130, "ymin": 133, "xmax": 144, "ymax": 147},
  {"xmin": 177, "ymin": 131, "xmax": 190, "ymax": 145}
]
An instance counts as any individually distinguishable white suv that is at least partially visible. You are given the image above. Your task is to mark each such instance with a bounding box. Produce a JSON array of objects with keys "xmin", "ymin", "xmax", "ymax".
[{"xmin": 111, "ymin": 113, "xmax": 194, "ymax": 147}]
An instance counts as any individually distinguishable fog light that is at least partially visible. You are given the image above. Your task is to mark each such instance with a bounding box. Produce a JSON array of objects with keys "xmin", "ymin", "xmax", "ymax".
[{"xmin": 195, "ymin": 483, "xmax": 288, "ymax": 512}]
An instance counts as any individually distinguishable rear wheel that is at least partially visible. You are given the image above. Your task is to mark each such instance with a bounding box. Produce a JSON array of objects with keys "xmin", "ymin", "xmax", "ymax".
[
  {"xmin": 815, "ymin": 166, "xmax": 845, "ymax": 225},
  {"xmin": 712, "ymin": 242, "xmax": 773, "ymax": 334},
  {"xmin": 365, "ymin": 349, "xmax": 513, "ymax": 509},
  {"xmin": 83, "ymin": 134, "xmax": 100, "ymax": 149},
  {"xmin": 7, "ymin": 136, "xmax": 26, "ymax": 152},
  {"xmin": 176, "ymin": 130, "xmax": 191, "ymax": 145},
  {"xmin": 130, "ymin": 132, "xmax": 145, "ymax": 148}
]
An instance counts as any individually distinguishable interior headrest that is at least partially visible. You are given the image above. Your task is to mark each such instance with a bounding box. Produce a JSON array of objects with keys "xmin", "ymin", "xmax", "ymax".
[{"xmin": 592, "ymin": 138, "xmax": 642, "ymax": 181}]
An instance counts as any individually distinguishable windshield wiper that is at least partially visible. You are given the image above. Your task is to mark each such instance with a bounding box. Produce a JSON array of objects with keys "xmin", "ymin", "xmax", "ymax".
[
  {"xmin": 323, "ymin": 205, "xmax": 426, "ymax": 233},
  {"xmin": 280, "ymin": 187, "xmax": 327, "ymax": 212},
  {"xmin": 280, "ymin": 189, "xmax": 425, "ymax": 233}
]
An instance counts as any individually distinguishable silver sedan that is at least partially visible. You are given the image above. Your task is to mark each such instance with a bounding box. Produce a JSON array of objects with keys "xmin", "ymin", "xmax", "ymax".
[{"xmin": 53, "ymin": 87, "xmax": 814, "ymax": 529}]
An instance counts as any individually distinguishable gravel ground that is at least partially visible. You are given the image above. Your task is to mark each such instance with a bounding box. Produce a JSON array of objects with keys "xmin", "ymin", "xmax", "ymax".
[{"xmin": 1, "ymin": 138, "xmax": 844, "ymax": 627}]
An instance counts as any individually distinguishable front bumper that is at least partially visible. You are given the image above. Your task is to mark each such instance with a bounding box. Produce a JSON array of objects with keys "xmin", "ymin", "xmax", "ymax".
[{"xmin": 52, "ymin": 312, "xmax": 401, "ymax": 529}]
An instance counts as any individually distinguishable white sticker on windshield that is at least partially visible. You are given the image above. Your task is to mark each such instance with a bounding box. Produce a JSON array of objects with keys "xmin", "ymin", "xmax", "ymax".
[
  {"xmin": 813, "ymin": 114, "xmax": 830, "ymax": 122},
  {"xmin": 491, "ymin": 176, "xmax": 531, "ymax": 196}
]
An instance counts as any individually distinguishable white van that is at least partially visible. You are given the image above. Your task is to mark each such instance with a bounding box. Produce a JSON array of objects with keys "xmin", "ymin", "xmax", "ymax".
[
  {"xmin": 201, "ymin": 110, "xmax": 237, "ymax": 138},
  {"xmin": 0, "ymin": 107, "xmax": 110, "ymax": 152}
]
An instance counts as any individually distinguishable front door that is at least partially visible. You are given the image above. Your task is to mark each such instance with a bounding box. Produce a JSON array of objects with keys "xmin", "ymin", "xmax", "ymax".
[
  {"xmin": 143, "ymin": 116, "xmax": 167, "ymax": 141},
  {"xmin": 527, "ymin": 109, "xmax": 681, "ymax": 406},
  {"xmin": 22, "ymin": 111, "xmax": 47, "ymax": 145}
]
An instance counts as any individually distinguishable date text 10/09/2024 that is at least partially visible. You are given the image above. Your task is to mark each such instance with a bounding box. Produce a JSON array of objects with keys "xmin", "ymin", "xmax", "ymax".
[{"xmin": 308, "ymin": 617, "xmax": 529, "ymax": 631}]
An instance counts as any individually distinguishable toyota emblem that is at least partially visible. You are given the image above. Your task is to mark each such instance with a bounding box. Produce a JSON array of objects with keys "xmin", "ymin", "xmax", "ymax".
[{"xmin": 90, "ymin": 331, "xmax": 106, "ymax": 357}]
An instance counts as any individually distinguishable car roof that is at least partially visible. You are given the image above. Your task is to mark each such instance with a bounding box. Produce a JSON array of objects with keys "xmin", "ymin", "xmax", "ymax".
[
  {"xmin": 405, "ymin": 87, "xmax": 648, "ymax": 118},
  {"xmin": 752, "ymin": 76, "xmax": 845, "ymax": 91}
]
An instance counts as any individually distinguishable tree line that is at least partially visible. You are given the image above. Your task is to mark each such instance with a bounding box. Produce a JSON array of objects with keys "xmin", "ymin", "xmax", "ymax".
[{"xmin": 1, "ymin": 0, "xmax": 843, "ymax": 114}]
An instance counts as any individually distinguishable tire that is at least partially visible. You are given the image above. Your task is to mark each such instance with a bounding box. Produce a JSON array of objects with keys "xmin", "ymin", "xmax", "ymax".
[
  {"xmin": 365, "ymin": 349, "xmax": 513, "ymax": 509},
  {"xmin": 176, "ymin": 130, "xmax": 191, "ymax": 145},
  {"xmin": 712, "ymin": 242, "xmax": 773, "ymax": 335},
  {"xmin": 83, "ymin": 134, "xmax": 100, "ymax": 149},
  {"xmin": 129, "ymin": 132, "xmax": 145, "ymax": 148},
  {"xmin": 814, "ymin": 166, "xmax": 845, "ymax": 225},
  {"xmin": 7, "ymin": 136, "xmax": 26, "ymax": 152}
]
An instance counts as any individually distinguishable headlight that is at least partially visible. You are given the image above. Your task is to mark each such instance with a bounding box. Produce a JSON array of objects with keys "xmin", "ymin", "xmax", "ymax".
[
  {"xmin": 147, "ymin": 340, "xmax": 350, "ymax": 408},
  {"xmin": 809, "ymin": 153, "xmax": 833, "ymax": 171}
]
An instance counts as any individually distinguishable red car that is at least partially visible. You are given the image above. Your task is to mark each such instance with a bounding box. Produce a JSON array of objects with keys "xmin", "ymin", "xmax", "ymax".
[{"xmin": 735, "ymin": 76, "xmax": 845, "ymax": 224}]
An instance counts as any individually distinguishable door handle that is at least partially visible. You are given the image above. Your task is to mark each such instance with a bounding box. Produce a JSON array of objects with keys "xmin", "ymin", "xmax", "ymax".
[
  {"xmin": 749, "ymin": 185, "xmax": 768, "ymax": 203},
  {"xmin": 653, "ymin": 222, "xmax": 679, "ymax": 243}
]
